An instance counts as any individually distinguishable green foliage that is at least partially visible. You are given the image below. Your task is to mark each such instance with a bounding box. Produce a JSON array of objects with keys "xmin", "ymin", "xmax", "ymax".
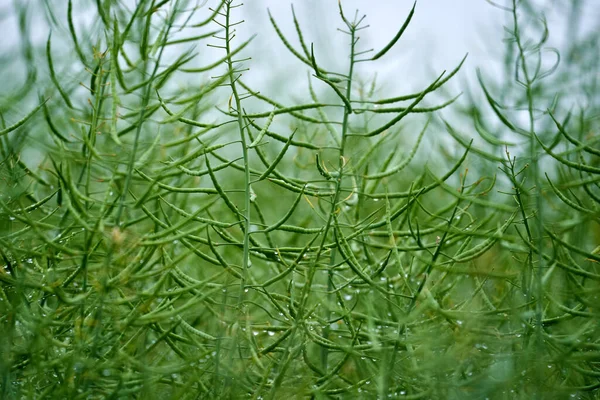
[{"xmin": 0, "ymin": 0, "xmax": 599, "ymax": 398}]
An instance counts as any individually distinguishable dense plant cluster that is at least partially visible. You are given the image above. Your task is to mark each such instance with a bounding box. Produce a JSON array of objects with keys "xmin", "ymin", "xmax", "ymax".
[{"xmin": 0, "ymin": 0, "xmax": 598, "ymax": 398}]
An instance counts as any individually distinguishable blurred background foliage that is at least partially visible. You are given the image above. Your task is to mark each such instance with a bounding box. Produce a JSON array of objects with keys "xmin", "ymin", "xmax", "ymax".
[{"xmin": 0, "ymin": 0, "xmax": 598, "ymax": 399}]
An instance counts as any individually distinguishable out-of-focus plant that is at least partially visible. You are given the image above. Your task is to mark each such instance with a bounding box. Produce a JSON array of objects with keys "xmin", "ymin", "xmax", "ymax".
[{"xmin": 0, "ymin": 0, "xmax": 598, "ymax": 399}]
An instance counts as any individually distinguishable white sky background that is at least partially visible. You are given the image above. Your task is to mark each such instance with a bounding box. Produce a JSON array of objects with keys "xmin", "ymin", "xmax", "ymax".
[
  {"xmin": 238, "ymin": 0, "xmax": 501, "ymax": 97},
  {"xmin": 227, "ymin": 0, "xmax": 598, "ymax": 165},
  {"xmin": 0, "ymin": 0, "xmax": 598, "ymax": 124},
  {"xmin": 222, "ymin": 0, "xmax": 598, "ymax": 116},
  {"xmin": 0, "ymin": 0, "xmax": 597, "ymax": 99}
]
